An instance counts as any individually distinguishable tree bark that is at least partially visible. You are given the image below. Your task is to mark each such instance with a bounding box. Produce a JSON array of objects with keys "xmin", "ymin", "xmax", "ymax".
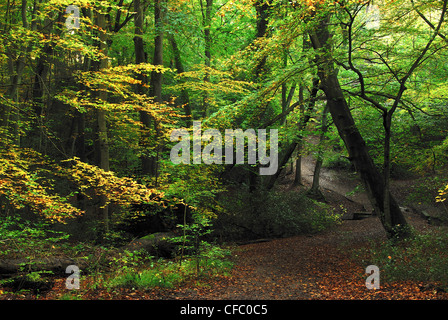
[
  {"xmin": 265, "ymin": 142, "xmax": 297, "ymax": 190},
  {"xmin": 1, "ymin": 0, "xmax": 31, "ymax": 144},
  {"xmin": 133, "ymin": 0, "xmax": 152, "ymax": 178},
  {"xmin": 141, "ymin": 0, "xmax": 164, "ymax": 178},
  {"xmin": 169, "ymin": 34, "xmax": 192, "ymax": 125},
  {"xmin": 0, "ymin": 257, "xmax": 88, "ymax": 276},
  {"xmin": 247, "ymin": 0, "xmax": 270, "ymax": 191},
  {"xmin": 150, "ymin": 0, "xmax": 163, "ymax": 102},
  {"xmin": 253, "ymin": 0, "xmax": 269, "ymax": 79},
  {"xmin": 292, "ymin": 76, "xmax": 320, "ymax": 186},
  {"xmin": 201, "ymin": 0, "xmax": 213, "ymax": 118},
  {"xmin": 133, "ymin": 0, "xmax": 147, "ymax": 69},
  {"xmin": 96, "ymin": 9, "xmax": 110, "ymax": 233},
  {"xmin": 308, "ymin": 15, "xmax": 409, "ymax": 239},
  {"xmin": 308, "ymin": 103, "xmax": 330, "ymax": 200}
]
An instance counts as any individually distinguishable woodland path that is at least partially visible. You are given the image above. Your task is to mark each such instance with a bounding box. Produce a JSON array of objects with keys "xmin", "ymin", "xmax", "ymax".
[
  {"xmin": 149, "ymin": 156, "xmax": 445, "ymax": 300},
  {"xmin": 299, "ymin": 154, "xmax": 372, "ymax": 211}
]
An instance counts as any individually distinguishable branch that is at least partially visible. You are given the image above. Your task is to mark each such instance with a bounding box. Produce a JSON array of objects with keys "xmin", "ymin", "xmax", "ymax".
[
  {"xmin": 343, "ymin": 5, "xmax": 387, "ymax": 113},
  {"xmin": 411, "ymin": 0, "xmax": 448, "ymax": 43},
  {"xmin": 343, "ymin": 89, "xmax": 442, "ymax": 117},
  {"xmin": 390, "ymin": 0, "xmax": 448, "ymax": 114}
]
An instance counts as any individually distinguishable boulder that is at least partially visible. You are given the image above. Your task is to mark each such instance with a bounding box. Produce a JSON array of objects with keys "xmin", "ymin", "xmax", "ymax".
[
  {"xmin": 123, "ymin": 232, "xmax": 178, "ymax": 258},
  {"xmin": 421, "ymin": 208, "xmax": 445, "ymax": 226}
]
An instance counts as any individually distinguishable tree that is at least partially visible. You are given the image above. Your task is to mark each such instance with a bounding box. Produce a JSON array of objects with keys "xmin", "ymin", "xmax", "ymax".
[
  {"xmin": 308, "ymin": 102, "xmax": 330, "ymax": 200},
  {"xmin": 201, "ymin": 0, "xmax": 213, "ymax": 118},
  {"xmin": 169, "ymin": 34, "xmax": 192, "ymax": 125},
  {"xmin": 141, "ymin": 0, "xmax": 165, "ymax": 179},
  {"xmin": 307, "ymin": 6, "xmax": 410, "ymax": 239},
  {"xmin": 337, "ymin": 0, "xmax": 447, "ymax": 235},
  {"xmin": 95, "ymin": 7, "xmax": 111, "ymax": 233}
]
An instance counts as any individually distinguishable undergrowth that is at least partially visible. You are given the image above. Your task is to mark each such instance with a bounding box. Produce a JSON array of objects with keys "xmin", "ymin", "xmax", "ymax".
[
  {"xmin": 353, "ymin": 227, "xmax": 448, "ymax": 288},
  {"xmin": 217, "ymin": 187, "xmax": 342, "ymax": 240},
  {"xmin": 103, "ymin": 246, "xmax": 233, "ymax": 290}
]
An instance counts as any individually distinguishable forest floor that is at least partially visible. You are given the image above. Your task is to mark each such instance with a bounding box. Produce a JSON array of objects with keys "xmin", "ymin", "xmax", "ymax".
[
  {"xmin": 142, "ymin": 156, "xmax": 447, "ymax": 300},
  {"xmin": 2, "ymin": 156, "xmax": 447, "ymax": 300}
]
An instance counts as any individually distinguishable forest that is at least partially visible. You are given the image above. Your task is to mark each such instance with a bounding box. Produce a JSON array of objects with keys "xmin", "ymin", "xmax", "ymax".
[{"xmin": 0, "ymin": 0, "xmax": 448, "ymax": 301}]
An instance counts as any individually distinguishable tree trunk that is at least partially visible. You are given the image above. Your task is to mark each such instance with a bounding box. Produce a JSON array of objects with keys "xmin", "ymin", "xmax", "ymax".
[
  {"xmin": 204, "ymin": 0, "xmax": 212, "ymax": 109},
  {"xmin": 265, "ymin": 142, "xmax": 297, "ymax": 190},
  {"xmin": 32, "ymin": 39, "xmax": 52, "ymax": 119},
  {"xmin": 308, "ymin": 16, "xmax": 409, "ymax": 239},
  {"xmin": 294, "ymin": 154, "xmax": 302, "ymax": 186},
  {"xmin": 169, "ymin": 34, "xmax": 192, "ymax": 125},
  {"xmin": 201, "ymin": 0, "xmax": 213, "ymax": 118},
  {"xmin": 293, "ymin": 76, "xmax": 320, "ymax": 186},
  {"xmin": 133, "ymin": 0, "xmax": 146, "ymax": 68},
  {"xmin": 293, "ymin": 84, "xmax": 305, "ymax": 186},
  {"xmin": 281, "ymin": 50, "xmax": 296, "ymax": 125},
  {"xmin": 150, "ymin": 0, "xmax": 163, "ymax": 102},
  {"xmin": 1, "ymin": 0, "xmax": 31, "ymax": 144},
  {"xmin": 253, "ymin": 0, "xmax": 269, "ymax": 79},
  {"xmin": 0, "ymin": 257, "xmax": 88, "ymax": 276},
  {"xmin": 141, "ymin": 0, "xmax": 164, "ymax": 178},
  {"xmin": 308, "ymin": 103, "xmax": 330, "ymax": 200},
  {"xmin": 133, "ymin": 0, "xmax": 153, "ymax": 178},
  {"xmin": 96, "ymin": 9, "xmax": 110, "ymax": 233},
  {"xmin": 247, "ymin": 0, "xmax": 270, "ymax": 191}
]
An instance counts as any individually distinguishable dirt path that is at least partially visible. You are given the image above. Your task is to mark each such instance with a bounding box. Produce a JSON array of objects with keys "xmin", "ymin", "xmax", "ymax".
[
  {"xmin": 159, "ymin": 158, "xmax": 443, "ymax": 300},
  {"xmin": 162, "ymin": 195, "xmax": 438, "ymax": 300},
  {"xmin": 298, "ymin": 154, "xmax": 372, "ymax": 211},
  {"xmin": 148, "ymin": 164, "xmax": 437, "ymax": 300}
]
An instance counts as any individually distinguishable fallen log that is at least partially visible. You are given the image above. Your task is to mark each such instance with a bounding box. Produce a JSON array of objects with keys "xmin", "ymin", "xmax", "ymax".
[{"xmin": 0, "ymin": 257, "xmax": 87, "ymax": 277}]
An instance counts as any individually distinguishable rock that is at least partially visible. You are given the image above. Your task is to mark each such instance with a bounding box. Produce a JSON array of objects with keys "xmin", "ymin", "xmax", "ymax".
[
  {"xmin": 408, "ymin": 204, "xmax": 447, "ymax": 225},
  {"xmin": 421, "ymin": 209, "xmax": 445, "ymax": 226},
  {"xmin": 123, "ymin": 232, "xmax": 178, "ymax": 258},
  {"xmin": 400, "ymin": 206, "xmax": 412, "ymax": 215},
  {"xmin": 342, "ymin": 212, "xmax": 355, "ymax": 220},
  {"xmin": 342, "ymin": 212, "xmax": 372, "ymax": 220}
]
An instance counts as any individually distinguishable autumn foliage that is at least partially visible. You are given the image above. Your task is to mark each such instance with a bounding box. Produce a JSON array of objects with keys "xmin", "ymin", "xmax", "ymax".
[{"xmin": 1, "ymin": 0, "xmax": 448, "ymax": 302}]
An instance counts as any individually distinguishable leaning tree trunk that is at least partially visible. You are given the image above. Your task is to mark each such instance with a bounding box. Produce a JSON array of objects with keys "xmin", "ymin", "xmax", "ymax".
[{"xmin": 308, "ymin": 15, "xmax": 409, "ymax": 239}]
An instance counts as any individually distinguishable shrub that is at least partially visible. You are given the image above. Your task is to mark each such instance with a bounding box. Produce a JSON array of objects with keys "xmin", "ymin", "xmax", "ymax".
[
  {"xmin": 323, "ymin": 154, "xmax": 352, "ymax": 170},
  {"xmin": 0, "ymin": 216, "xmax": 69, "ymax": 259},
  {"xmin": 217, "ymin": 188, "xmax": 341, "ymax": 240},
  {"xmin": 405, "ymin": 176, "xmax": 443, "ymax": 205},
  {"xmin": 355, "ymin": 228, "xmax": 448, "ymax": 287}
]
